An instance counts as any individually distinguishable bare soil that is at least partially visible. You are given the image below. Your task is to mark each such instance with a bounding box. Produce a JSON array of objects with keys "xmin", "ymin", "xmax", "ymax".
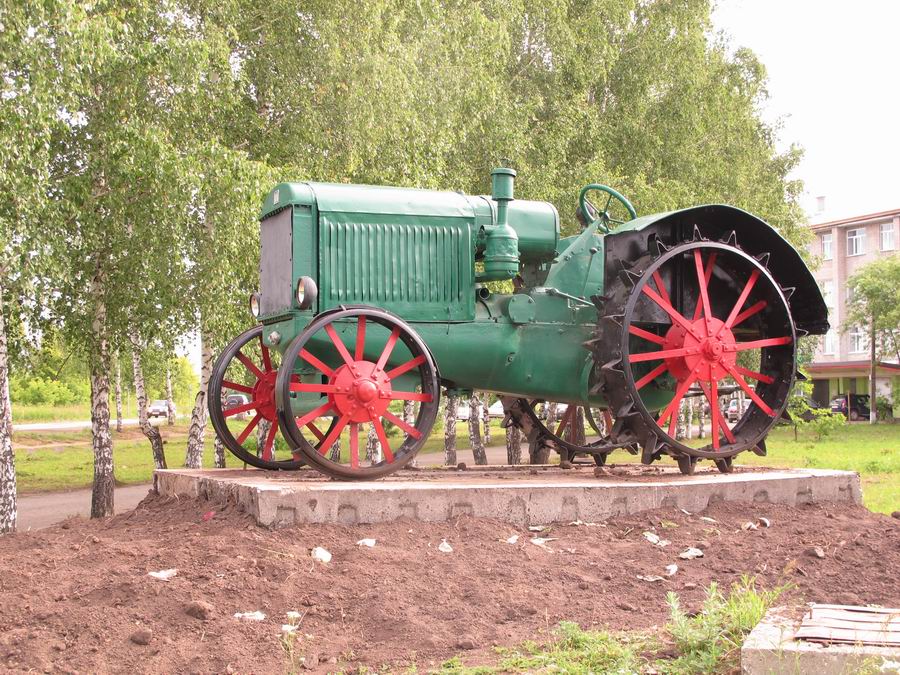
[{"xmin": 0, "ymin": 494, "xmax": 897, "ymax": 674}]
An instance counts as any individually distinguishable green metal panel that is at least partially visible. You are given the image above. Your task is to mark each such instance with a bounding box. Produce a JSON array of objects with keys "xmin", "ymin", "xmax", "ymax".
[
  {"xmin": 291, "ymin": 204, "xmax": 317, "ymax": 311},
  {"xmin": 317, "ymin": 212, "xmax": 475, "ymax": 321}
]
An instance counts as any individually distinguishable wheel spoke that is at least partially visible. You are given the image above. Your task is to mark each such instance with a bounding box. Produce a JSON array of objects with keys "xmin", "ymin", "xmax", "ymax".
[
  {"xmin": 733, "ymin": 365, "xmax": 774, "ymax": 385},
  {"xmin": 222, "ymin": 380, "xmax": 254, "ymax": 395},
  {"xmin": 375, "ymin": 327, "xmax": 402, "ymax": 371},
  {"xmin": 651, "ymin": 270, "xmax": 671, "ymax": 305},
  {"xmin": 658, "ymin": 375, "xmax": 696, "ymax": 432},
  {"xmin": 641, "ymin": 284, "xmax": 697, "ymax": 336},
  {"xmin": 371, "ymin": 416, "xmax": 395, "ymax": 462},
  {"xmin": 555, "ymin": 406, "xmax": 574, "ymax": 436},
  {"xmin": 635, "ymin": 363, "xmax": 668, "ymax": 390},
  {"xmin": 289, "ymin": 382, "xmax": 339, "ymax": 394},
  {"xmin": 224, "ymin": 400, "xmax": 258, "ymax": 417},
  {"xmin": 630, "ymin": 345, "xmax": 694, "ymax": 363},
  {"xmin": 722, "ymin": 269, "xmax": 760, "ymax": 331},
  {"xmin": 259, "ymin": 335, "xmax": 272, "ymax": 371},
  {"xmin": 300, "ymin": 349, "xmax": 335, "ymax": 377},
  {"xmin": 709, "ymin": 378, "xmax": 721, "ymax": 450},
  {"xmin": 629, "ymin": 325, "xmax": 666, "ymax": 346},
  {"xmin": 324, "ymin": 324, "xmax": 355, "ymax": 368},
  {"xmin": 692, "ymin": 252, "xmax": 718, "ymax": 321},
  {"xmin": 732, "ymin": 336, "xmax": 792, "ymax": 351},
  {"xmin": 698, "ymin": 381, "xmax": 736, "ymax": 444},
  {"xmin": 349, "ymin": 423, "xmax": 360, "ymax": 468},
  {"xmin": 722, "ymin": 362, "xmax": 774, "ymax": 416},
  {"xmin": 304, "ymin": 421, "xmax": 326, "ymax": 442},
  {"xmin": 317, "ymin": 413, "xmax": 351, "ymax": 455},
  {"xmin": 389, "ymin": 391, "xmax": 433, "ymax": 402},
  {"xmin": 732, "ymin": 300, "xmax": 767, "ymax": 328},
  {"xmin": 385, "ymin": 354, "xmax": 426, "ymax": 379},
  {"xmin": 294, "ymin": 400, "xmax": 335, "ymax": 428},
  {"xmin": 693, "ymin": 250, "xmax": 713, "ymax": 332},
  {"xmin": 383, "ymin": 409, "xmax": 422, "ymax": 440},
  {"xmin": 354, "ymin": 316, "xmax": 367, "ymax": 361},
  {"xmin": 262, "ymin": 421, "xmax": 278, "ymax": 461},
  {"xmin": 236, "ymin": 413, "xmax": 261, "ymax": 444},
  {"xmin": 235, "ymin": 352, "xmax": 264, "ymax": 380}
]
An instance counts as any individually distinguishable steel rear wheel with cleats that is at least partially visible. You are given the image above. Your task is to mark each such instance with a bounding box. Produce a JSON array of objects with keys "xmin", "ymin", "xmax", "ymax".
[
  {"xmin": 275, "ymin": 307, "xmax": 440, "ymax": 480},
  {"xmin": 208, "ymin": 325, "xmax": 337, "ymax": 470},
  {"xmin": 594, "ymin": 235, "xmax": 798, "ymax": 474}
]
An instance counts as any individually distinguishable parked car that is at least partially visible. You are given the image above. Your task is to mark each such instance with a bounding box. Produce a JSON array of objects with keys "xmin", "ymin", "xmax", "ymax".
[
  {"xmin": 726, "ymin": 398, "xmax": 748, "ymax": 422},
  {"xmin": 456, "ymin": 400, "xmax": 506, "ymax": 421},
  {"xmin": 148, "ymin": 399, "xmax": 172, "ymax": 419},
  {"xmin": 830, "ymin": 394, "xmax": 870, "ymax": 421},
  {"xmin": 223, "ymin": 393, "xmax": 250, "ymax": 420}
]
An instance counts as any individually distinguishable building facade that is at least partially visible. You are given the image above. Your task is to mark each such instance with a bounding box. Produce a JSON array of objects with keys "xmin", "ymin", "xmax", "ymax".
[{"xmin": 805, "ymin": 208, "xmax": 900, "ymax": 411}]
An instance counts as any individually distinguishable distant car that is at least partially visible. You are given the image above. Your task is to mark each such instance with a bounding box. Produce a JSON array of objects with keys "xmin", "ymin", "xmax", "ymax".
[
  {"xmin": 456, "ymin": 401, "xmax": 506, "ymax": 421},
  {"xmin": 726, "ymin": 399, "xmax": 747, "ymax": 422},
  {"xmin": 223, "ymin": 394, "xmax": 250, "ymax": 420},
  {"xmin": 148, "ymin": 399, "xmax": 171, "ymax": 418},
  {"xmin": 830, "ymin": 394, "xmax": 870, "ymax": 421}
]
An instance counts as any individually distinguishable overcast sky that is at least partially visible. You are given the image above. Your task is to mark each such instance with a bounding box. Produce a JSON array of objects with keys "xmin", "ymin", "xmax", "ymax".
[{"xmin": 712, "ymin": 0, "xmax": 900, "ymax": 222}]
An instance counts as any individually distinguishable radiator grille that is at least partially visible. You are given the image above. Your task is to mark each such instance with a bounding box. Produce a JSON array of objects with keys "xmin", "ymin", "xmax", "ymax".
[
  {"xmin": 319, "ymin": 216, "xmax": 474, "ymax": 321},
  {"xmin": 259, "ymin": 207, "xmax": 293, "ymax": 315}
]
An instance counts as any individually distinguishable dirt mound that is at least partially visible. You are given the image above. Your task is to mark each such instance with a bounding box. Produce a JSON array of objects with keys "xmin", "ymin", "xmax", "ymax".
[{"xmin": 0, "ymin": 494, "xmax": 897, "ymax": 673}]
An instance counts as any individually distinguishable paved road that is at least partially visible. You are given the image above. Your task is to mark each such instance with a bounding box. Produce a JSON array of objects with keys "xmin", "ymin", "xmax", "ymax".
[
  {"xmin": 13, "ymin": 418, "xmax": 141, "ymax": 432},
  {"xmin": 16, "ymin": 483, "xmax": 154, "ymax": 530}
]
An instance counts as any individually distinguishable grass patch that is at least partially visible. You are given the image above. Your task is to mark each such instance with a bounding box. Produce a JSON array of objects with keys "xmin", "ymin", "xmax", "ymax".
[
  {"xmin": 13, "ymin": 424, "xmax": 216, "ymax": 492},
  {"xmin": 435, "ymin": 577, "xmax": 780, "ymax": 674}
]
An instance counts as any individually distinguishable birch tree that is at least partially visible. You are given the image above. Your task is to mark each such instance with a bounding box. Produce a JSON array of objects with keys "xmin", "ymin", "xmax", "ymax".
[
  {"xmin": 444, "ymin": 391, "xmax": 458, "ymax": 466},
  {"xmin": 468, "ymin": 394, "xmax": 487, "ymax": 465}
]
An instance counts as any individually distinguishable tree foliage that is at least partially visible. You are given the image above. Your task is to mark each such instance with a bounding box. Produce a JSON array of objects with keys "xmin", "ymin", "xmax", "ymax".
[{"xmin": 845, "ymin": 254, "xmax": 900, "ymax": 362}]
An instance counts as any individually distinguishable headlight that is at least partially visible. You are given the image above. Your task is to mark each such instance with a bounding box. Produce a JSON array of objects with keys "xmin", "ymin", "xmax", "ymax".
[
  {"xmin": 296, "ymin": 276, "xmax": 317, "ymax": 310},
  {"xmin": 249, "ymin": 292, "xmax": 260, "ymax": 318}
]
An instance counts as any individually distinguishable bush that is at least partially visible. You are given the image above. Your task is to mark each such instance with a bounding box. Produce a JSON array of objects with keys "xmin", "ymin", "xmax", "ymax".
[{"xmin": 11, "ymin": 376, "xmax": 90, "ymax": 406}]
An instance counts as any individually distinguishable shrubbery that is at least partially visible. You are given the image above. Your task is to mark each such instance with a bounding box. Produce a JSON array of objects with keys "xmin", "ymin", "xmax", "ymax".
[{"xmin": 10, "ymin": 376, "xmax": 90, "ymax": 406}]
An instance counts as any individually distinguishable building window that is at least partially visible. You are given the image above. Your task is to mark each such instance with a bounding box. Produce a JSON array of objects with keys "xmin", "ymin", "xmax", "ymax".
[
  {"xmin": 881, "ymin": 222, "xmax": 895, "ymax": 251},
  {"xmin": 849, "ymin": 325, "xmax": 868, "ymax": 353},
  {"xmin": 847, "ymin": 228, "xmax": 866, "ymax": 256},
  {"xmin": 824, "ymin": 329, "xmax": 837, "ymax": 355},
  {"xmin": 821, "ymin": 233, "xmax": 833, "ymax": 260}
]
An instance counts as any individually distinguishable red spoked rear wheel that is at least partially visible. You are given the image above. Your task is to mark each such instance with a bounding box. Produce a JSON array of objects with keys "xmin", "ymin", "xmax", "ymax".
[
  {"xmin": 208, "ymin": 326, "xmax": 337, "ymax": 470},
  {"xmin": 275, "ymin": 307, "xmax": 440, "ymax": 480},
  {"xmin": 616, "ymin": 240, "xmax": 797, "ymax": 470}
]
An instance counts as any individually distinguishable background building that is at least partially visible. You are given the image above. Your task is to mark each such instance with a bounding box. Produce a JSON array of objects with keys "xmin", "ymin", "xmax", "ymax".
[{"xmin": 805, "ymin": 207, "xmax": 900, "ymax": 409}]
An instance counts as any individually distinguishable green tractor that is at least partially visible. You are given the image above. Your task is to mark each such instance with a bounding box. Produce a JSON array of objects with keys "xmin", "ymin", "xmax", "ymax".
[{"xmin": 208, "ymin": 169, "xmax": 827, "ymax": 479}]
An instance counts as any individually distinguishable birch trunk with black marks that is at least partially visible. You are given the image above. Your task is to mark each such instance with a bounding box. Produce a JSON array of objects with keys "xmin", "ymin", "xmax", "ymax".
[
  {"xmin": 329, "ymin": 436, "xmax": 341, "ymax": 461},
  {"xmin": 0, "ymin": 284, "xmax": 17, "ymax": 534},
  {"xmin": 114, "ymin": 354, "xmax": 123, "ymax": 433},
  {"xmin": 89, "ymin": 267, "xmax": 114, "ymax": 518},
  {"xmin": 365, "ymin": 423, "xmax": 381, "ymax": 463},
  {"xmin": 468, "ymin": 394, "xmax": 486, "ymax": 464},
  {"xmin": 546, "ymin": 402, "xmax": 558, "ymax": 429},
  {"xmin": 165, "ymin": 367, "xmax": 175, "ymax": 426},
  {"xmin": 214, "ymin": 435, "xmax": 226, "ymax": 468},
  {"xmin": 505, "ymin": 423, "xmax": 521, "ymax": 465},
  {"xmin": 185, "ymin": 333, "xmax": 213, "ymax": 468},
  {"xmin": 444, "ymin": 391, "xmax": 458, "ymax": 465},
  {"xmin": 402, "ymin": 399, "xmax": 416, "ymax": 467},
  {"xmin": 685, "ymin": 398, "xmax": 693, "ymax": 440},
  {"xmin": 697, "ymin": 398, "xmax": 706, "ymax": 438},
  {"xmin": 482, "ymin": 397, "xmax": 491, "ymax": 446},
  {"xmin": 257, "ymin": 418, "xmax": 270, "ymax": 457},
  {"xmin": 130, "ymin": 334, "xmax": 167, "ymax": 470}
]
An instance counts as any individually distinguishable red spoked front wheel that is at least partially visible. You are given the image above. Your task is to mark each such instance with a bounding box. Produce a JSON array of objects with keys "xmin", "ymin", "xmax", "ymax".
[
  {"xmin": 208, "ymin": 326, "xmax": 337, "ymax": 470},
  {"xmin": 275, "ymin": 307, "xmax": 440, "ymax": 480}
]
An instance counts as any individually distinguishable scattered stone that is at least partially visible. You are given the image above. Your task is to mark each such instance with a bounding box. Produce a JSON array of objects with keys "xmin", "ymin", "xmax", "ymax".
[
  {"xmin": 616, "ymin": 601, "xmax": 636, "ymax": 612},
  {"xmin": 683, "ymin": 582, "xmax": 698, "ymax": 590},
  {"xmin": 807, "ymin": 546, "xmax": 826, "ymax": 559},
  {"xmin": 438, "ymin": 540, "xmax": 453, "ymax": 553},
  {"xmin": 593, "ymin": 466, "xmax": 610, "ymax": 477},
  {"xmin": 741, "ymin": 521, "xmax": 758, "ymax": 531},
  {"xmin": 456, "ymin": 462, "xmax": 467, "ymax": 471},
  {"xmin": 891, "ymin": 511, "xmax": 900, "ymax": 520},
  {"xmin": 356, "ymin": 539, "xmax": 376, "ymax": 548},
  {"xmin": 559, "ymin": 460, "xmax": 573, "ymax": 469},
  {"xmin": 91, "ymin": 536, "xmax": 100, "ymax": 544},
  {"xmin": 310, "ymin": 547, "xmax": 332, "ymax": 564},
  {"xmin": 234, "ymin": 611, "xmax": 266, "ymax": 622},
  {"xmin": 665, "ymin": 564, "xmax": 678, "ymax": 577},
  {"xmin": 637, "ymin": 574, "xmax": 665, "ymax": 583},
  {"xmin": 505, "ymin": 535, "xmax": 519, "ymax": 545},
  {"xmin": 679, "ymin": 547, "xmax": 704, "ymax": 560},
  {"xmin": 148, "ymin": 569, "xmax": 177, "ymax": 581},
  {"xmin": 60, "ymin": 522, "xmax": 71, "ymax": 530},
  {"xmin": 129, "ymin": 629, "xmax": 152, "ymax": 646},
  {"xmin": 757, "ymin": 517, "xmax": 771, "ymax": 528},
  {"xmin": 577, "ymin": 581, "xmax": 590, "ymax": 590},
  {"xmin": 184, "ymin": 601, "xmax": 214, "ymax": 620},
  {"xmin": 696, "ymin": 540, "xmax": 712, "ymax": 550}
]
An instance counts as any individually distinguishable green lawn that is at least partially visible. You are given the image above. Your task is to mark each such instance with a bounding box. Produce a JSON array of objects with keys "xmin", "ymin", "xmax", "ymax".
[{"xmin": 12, "ymin": 419, "xmax": 900, "ymax": 515}]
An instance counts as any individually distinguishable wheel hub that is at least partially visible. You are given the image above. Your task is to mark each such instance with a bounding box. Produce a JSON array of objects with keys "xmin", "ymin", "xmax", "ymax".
[
  {"xmin": 252, "ymin": 371, "xmax": 278, "ymax": 421},
  {"xmin": 331, "ymin": 361, "xmax": 392, "ymax": 423},
  {"xmin": 663, "ymin": 317, "xmax": 736, "ymax": 384}
]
